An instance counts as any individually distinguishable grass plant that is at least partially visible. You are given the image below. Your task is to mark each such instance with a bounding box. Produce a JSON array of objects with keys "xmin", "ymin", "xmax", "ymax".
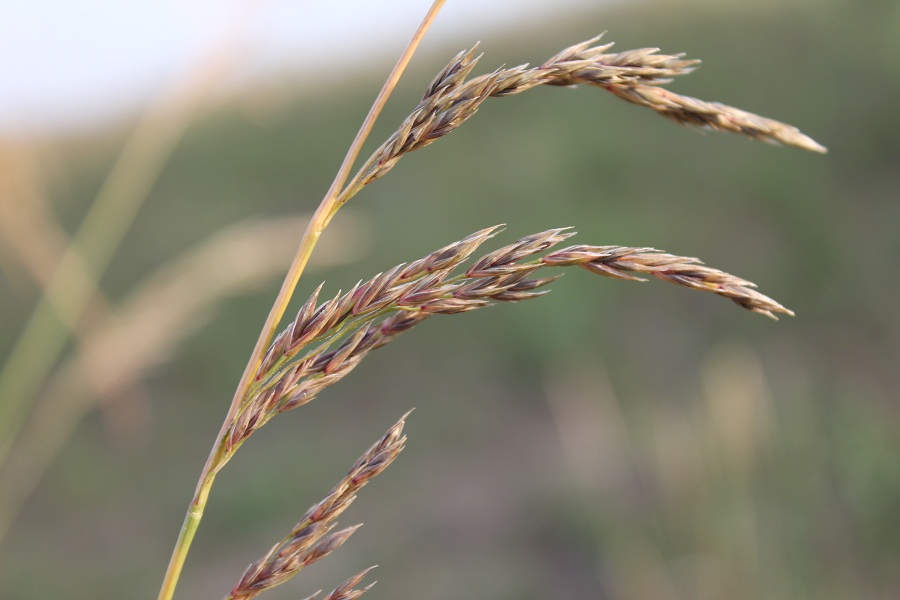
[{"xmin": 146, "ymin": 3, "xmax": 825, "ymax": 598}]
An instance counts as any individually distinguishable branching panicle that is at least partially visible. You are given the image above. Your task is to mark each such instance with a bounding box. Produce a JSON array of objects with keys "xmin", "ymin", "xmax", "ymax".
[
  {"xmin": 227, "ymin": 416, "xmax": 408, "ymax": 600},
  {"xmin": 225, "ymin": 227, "xmax": 792, "ymax": 453},
  {"xmin": 163, "ymin": 22, "xmax": 825, "ymax": 600},
  {"xmin": 254, "ymin": 226, "xmax": 503, "ymax": 387},
  {"xmin": 344, "ymin": 34, "xmax": 821, "ymax": 195}
]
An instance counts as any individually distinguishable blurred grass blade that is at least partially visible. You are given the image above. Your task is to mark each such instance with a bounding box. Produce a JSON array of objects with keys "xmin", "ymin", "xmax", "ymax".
[
  {"xmin": 0, "ymin": 6, "xmax": 252, "ymax": 467},
  {"xmin": 0, "ymin": 213, "xmax": 368, "ymax": 546}
]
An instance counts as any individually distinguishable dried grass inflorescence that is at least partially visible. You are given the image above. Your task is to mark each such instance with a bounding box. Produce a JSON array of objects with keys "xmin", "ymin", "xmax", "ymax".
[
  {"xmin": 541, "ymin": 245, "xmax": 793, "ymax": 318},
  {"xmin": 222, "ymin": 226, "xmax": 791, "ymax": 454},
  {"xmin": 227, "ymin": 415, "xmax": 406, "ymax": 600},
  {"xmin": 343, "ymin": 35, "xmax": 824, "ymax": 196},
  {"xmin": 158, "ymin": 24, "xmax": 825, "ymax": 600},
  {"xmin": 601, "ymin": 83, "xmax": 827, "ymax": 152},
  {"xmin": 303, "ymin": 567, "xmax": 377, "ymax": 600}
]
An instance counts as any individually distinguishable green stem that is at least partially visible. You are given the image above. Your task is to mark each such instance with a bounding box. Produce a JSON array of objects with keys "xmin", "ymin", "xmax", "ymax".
[
  {"xmin": 157, "ymin": 469, "xmax": 217, "ymax": 600},
  {"xmin": 156, "ymin": 3, "xmax": 446, "ymax": 598}
]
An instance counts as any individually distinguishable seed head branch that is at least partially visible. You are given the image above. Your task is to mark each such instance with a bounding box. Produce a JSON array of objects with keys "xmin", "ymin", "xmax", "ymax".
[
  {"xmin": 306, "ymin": 567, "xmax": 377, "ymax": 600},
  {"xmin": 227, "ymin": 415, "xmax": 408, "ymax": 600},
  {"xmin": 223, "ymin": 228, "xmax": 791, "ymax": 452},
  {"xmin": 340, "ymin": 35, "xmax": 823, "ymax": 199},
  {"xmin": 602, "ymin": 83, "xmax": 828, "ymax": 152},
  {"xmin": 541, "ymin": 244, "xmax": 794, "ymax": 318}
]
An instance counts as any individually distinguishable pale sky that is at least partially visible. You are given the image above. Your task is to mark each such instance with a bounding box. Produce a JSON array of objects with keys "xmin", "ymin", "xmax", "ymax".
[{"xmin": 0, "ymin": 0, "xmax": 611, "ymax": 137}]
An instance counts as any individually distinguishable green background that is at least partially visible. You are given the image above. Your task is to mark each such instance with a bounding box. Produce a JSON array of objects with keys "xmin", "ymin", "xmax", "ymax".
[{"xmin": 1, "ymin": 1, "xmax": 897, "ymax": 598}]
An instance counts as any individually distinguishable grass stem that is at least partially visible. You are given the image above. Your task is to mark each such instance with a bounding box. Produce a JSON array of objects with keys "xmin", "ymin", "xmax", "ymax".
[{"xmin": 156, "ymin": 3, "xmax": 446, "ymax": 598}]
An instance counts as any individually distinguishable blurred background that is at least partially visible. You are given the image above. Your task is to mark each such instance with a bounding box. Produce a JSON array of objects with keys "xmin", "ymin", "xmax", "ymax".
[{"xmin": 1, "ymin": 0, "xmax": 898, "ymax": 598}]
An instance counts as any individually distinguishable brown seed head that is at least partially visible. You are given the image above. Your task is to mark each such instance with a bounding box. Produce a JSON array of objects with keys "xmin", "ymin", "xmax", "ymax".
[{"xmin": 227, "ymin": 414, "xmax": 408, "ymax": 599}]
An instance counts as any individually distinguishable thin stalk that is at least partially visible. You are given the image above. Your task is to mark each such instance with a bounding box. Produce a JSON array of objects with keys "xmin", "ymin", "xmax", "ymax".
[
  {"xmin": 219, "ymin": 0, "xmax": 445, "ymax": 455},
  {"xmin": 156, "ymin": 3, "xmax": 446, "ymax": 599},
  {"xmin": 156, "ymin": 467, "xmax": 219, "ymax": 600}
]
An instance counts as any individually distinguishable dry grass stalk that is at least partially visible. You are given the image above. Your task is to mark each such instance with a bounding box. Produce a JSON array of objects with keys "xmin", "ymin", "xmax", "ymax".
[
  {"xmin": 227, "ymin": 415, "xmax": 407, "ymax": 599},
  {"xmin": 342, "ymin": 35, "xmax": 823, "ymax": 197},
  {"xmin": 223, "ymin": 227, "xmax": 790, "ymax": 453}
]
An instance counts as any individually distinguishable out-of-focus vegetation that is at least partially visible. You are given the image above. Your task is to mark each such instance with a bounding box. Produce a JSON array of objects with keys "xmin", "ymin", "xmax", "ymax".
[{"xmin": 1, "ymin": 0, "xmax": 897, "ymax": 598}]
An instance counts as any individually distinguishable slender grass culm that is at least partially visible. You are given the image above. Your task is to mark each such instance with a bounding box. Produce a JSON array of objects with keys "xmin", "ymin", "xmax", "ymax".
[{"xmin": 158, "ymin": 2, "xmax": 825, "ymax": 598}]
